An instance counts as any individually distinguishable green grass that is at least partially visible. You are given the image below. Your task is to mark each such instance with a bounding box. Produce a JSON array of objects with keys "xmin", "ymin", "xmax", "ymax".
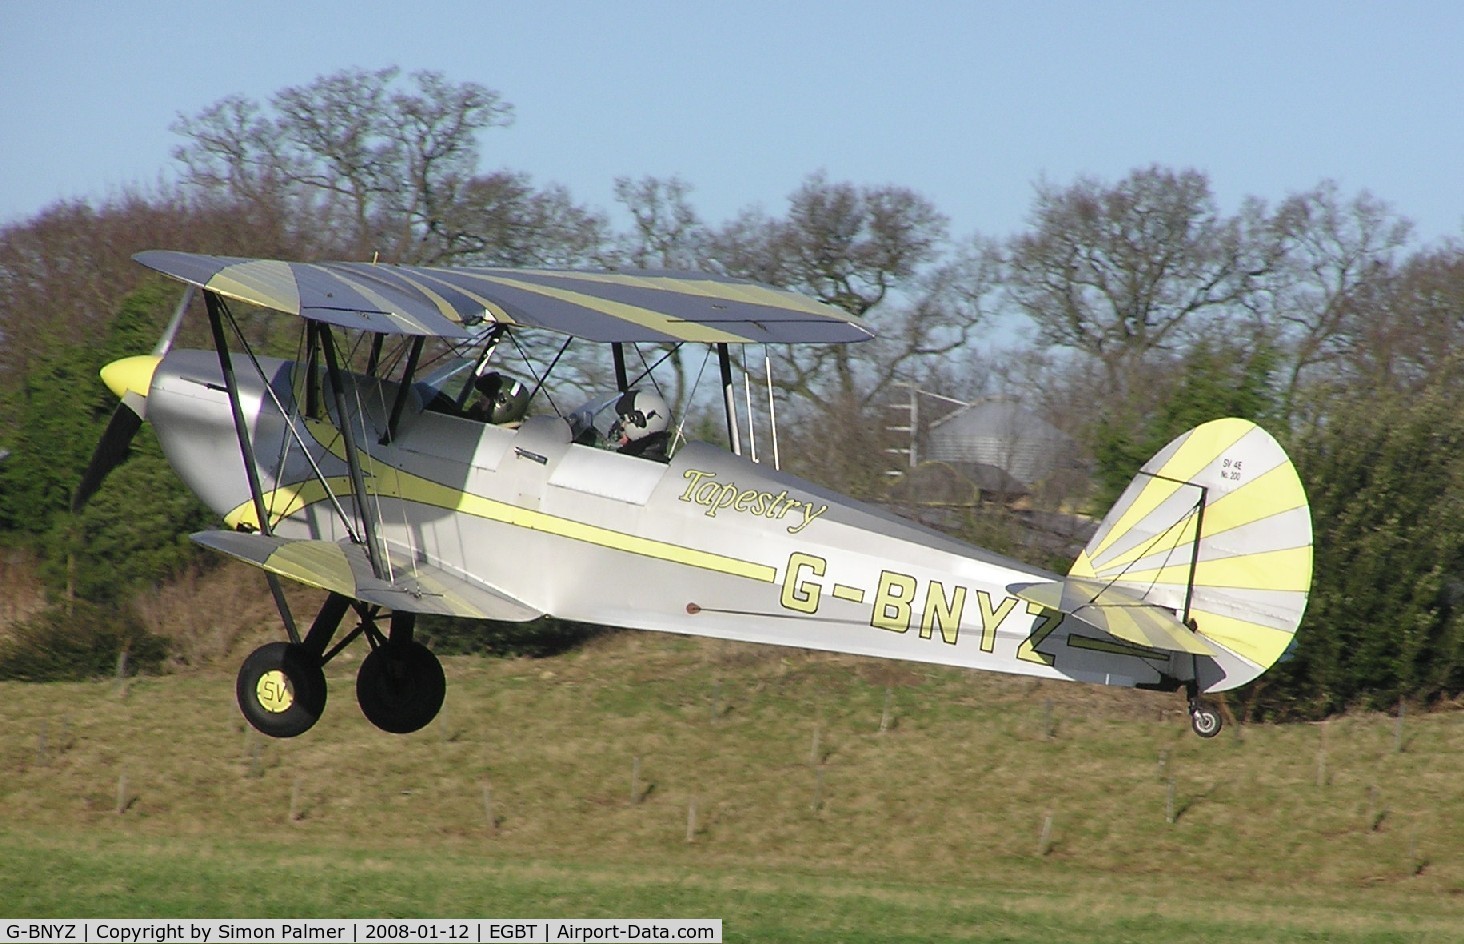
[{"xmin": 2, "ymin": 632, "xmax": 1461, "ymax": 942}]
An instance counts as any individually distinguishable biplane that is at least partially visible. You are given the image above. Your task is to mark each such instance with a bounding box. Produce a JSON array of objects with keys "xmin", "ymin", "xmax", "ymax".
[{"xmin": 76, "ymin": 250, "xmax": 1313, "ymax": 739}]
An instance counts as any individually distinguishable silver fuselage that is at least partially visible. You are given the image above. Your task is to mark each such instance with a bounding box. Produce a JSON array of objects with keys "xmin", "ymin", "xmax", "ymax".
[{"xmin": 148, "ymin": 349, "xmax": 1222, "ymax": 691}]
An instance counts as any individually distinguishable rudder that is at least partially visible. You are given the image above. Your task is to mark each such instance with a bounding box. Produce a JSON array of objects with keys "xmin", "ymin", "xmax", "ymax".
[{"xmin": 1069, "ymin": 418, "xmax": 1313, "ymax": 692}]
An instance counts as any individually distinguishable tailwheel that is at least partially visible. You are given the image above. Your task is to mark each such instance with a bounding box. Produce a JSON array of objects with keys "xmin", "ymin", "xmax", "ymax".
[
  {"xmin": 236, "ymin": 641, "xmax": 327, "ymax": 738},
  {"xmin": 1189, "ymin": 699, "xmax": 1223, "ymax": 739},
  {"xmin": 356, "ymin": 640, "xmax": 445, "ymax": 734}
]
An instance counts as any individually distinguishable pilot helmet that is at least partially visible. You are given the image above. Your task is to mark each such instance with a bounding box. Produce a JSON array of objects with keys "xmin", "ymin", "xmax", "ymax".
[
  {"xmin": 609, "ymin": 389, "xmax": 669, "ymax": 443},
  {"xmin": 475, "ymin": 372, "xmax": 530, "ymax": 424}
]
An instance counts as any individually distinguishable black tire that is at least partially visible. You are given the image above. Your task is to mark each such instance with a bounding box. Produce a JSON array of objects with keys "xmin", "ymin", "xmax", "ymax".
[
  {"xmin": 356, "ymin": 640, "xmax": 446, "ymax": 734},
  {"xmin": 1190, "ymin": 701, "xmax": 1223, "ymax": 739},
  {"xmin": 237, "ymin": 642, "xmax": 327, "ymax": 738}
]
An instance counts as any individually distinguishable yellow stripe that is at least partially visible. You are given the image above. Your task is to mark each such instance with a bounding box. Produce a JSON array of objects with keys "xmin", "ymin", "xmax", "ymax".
[
  {"xmin": 1115, "ymin": 545, "xmax": 1313, "ymax": 593},
  {"xmin": 1097, "ymin": 606, "xmax": 1216, "ymax": 655},
  {"xmin": 459, "ymin": 273, "xmax": 747, "ymax": 343},
  {"xmin": 208, "ymin": 260, "xmax": 301, "ymax": 313},
  {"xmin": 400, "ymin": 269, "xmax": 517, "ymax": 325},
  {"xmin": 305, "ymin": 266, "xmax": 435, "ymax": 334},
  {"xmin": 832, "ymin": 584, "xmax": 865, "ymax": 603},
  {"xmin": 1084, "ymin": 513, "xmax": 1200, "ymax": 580},
  {"xmin": 1193, "ymin": 609, "xmax": 1296, "ymax": 667},
  {"xmin": 528, "ymin": 269, "xmax": 845, "ymax": 318},
  {"xmin": 224, "ymin": 475, "xmax": 354, "ymax": 530},
  {"xmin": 1086, "ymin": 419, "xmax": 1252, "ymax": 564},
  {"xmin": 1067, "ymin": 549, "xmax": 1097, "ymax": 580},
  {"xmin": 263, "ymin": 542, "xmax": 354, "ymax": 594},
  {"xmin": 230, "ymin": 468, "xmax": 776, "ymax": 586},
  {"xmin": 359, "ymin": 268, "xmax": 468, "ymax": 326},
  {"xmin": 1066, "ymin": 634, "xmax": 1170, "ymax": 661},
  {"xmin": 1200, "ymin": 463, "xmax": 1308, "ymax": 537}
]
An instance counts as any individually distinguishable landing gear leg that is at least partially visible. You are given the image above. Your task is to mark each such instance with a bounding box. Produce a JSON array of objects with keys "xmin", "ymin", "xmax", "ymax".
[
  {"xmin": 355, "ymin": 610, "xmax": 446, "ymax": 734},
  {"xmin": 1185, "ymin": 680, "xmax": 1223, "ymax": 739}
]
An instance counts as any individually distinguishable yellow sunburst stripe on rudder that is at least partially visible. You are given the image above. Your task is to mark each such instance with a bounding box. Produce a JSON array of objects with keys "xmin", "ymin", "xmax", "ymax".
[
  {"xmin": 1085, "ymin": 476, "xmax": 1191, "ymax": 569},
  {"xmin": 208, "ymin": 260, "xmax": 302, "ymax": 314},
  {"xmin": 1198, "ymin": 462, "xmax": 1308, "ymax": 537},
  {"xmin": 1085, "ymin": 420, "xmax": 1254, "ymax": 565},
  {"xmin": 1084, "ymin": 513, "xmax": 1201, "ymax": 581},
  {"xmin": 1081, "ymin": 450, "xmax": 1307, "ymax": 581},
  {"xmin": 1192, "ymin": 608, "xmax": 1298, "ymax": 668},
  {"xmin": 464, "ymin": 273, "xmax": 747, "ymax": 344},
  {"xmin": 1111, "ymin": 545, "xmax": 1314, "ymax": 593}
]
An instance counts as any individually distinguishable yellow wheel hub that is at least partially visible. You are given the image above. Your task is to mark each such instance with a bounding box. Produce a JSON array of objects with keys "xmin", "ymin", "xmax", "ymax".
[{"xmin": 255, "ymin": 669, "xmax": 295, "ymax": 714}]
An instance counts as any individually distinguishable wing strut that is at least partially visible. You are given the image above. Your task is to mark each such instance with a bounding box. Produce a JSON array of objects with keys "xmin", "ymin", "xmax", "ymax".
[
  {"xmin": 318, "ymin": 323, "xmax": 389, "ymax": 580},
  {"xmin": 612, "ymin": 342, "xmax": 630, "ymax": 391},
  {"xmin": 381, "ymin": 335, "xmax": 425, "ymax": 445},
  {"xmin": 717, "ymin": 343, "xmax": 741, "ymax": 456},
  {"xmin": 204, "ymin": 290, "xmax": 299, "ymax": 642}
]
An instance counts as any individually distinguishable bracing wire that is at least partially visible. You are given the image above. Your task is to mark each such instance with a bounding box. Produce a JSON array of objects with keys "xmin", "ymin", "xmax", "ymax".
[
  {"xmin": 1084, "ymin": 486, "xmax": 1204, "ymax": 607},
  {"xmin": 507, "ymin": 329, "xmax": 566, "ymax": 417},
  {"xmin": 346, "ymin": 363, "xmax": 396, "ymax": 583},
  {"xmin": 670, "ymin": 346, "xmax": 715, "ymax": 456},
  {"xmin": 629, "ymin": 343, "xmax": 684, "ymax": 392},
  {"xmin": 221, "ymin": 306, "xmax": 358, "ymax": 542}
]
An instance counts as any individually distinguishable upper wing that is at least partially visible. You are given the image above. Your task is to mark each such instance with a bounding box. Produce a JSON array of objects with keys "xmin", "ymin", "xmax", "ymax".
[{"xmin": 134, "ymin": 250, "xmax": 875, "ymax": 345}]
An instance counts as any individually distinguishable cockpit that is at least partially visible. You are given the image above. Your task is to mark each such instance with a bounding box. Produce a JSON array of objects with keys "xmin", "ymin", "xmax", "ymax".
[{"xmin": 408, "ymin": 352, "xmax": 673, "ymax": 463}]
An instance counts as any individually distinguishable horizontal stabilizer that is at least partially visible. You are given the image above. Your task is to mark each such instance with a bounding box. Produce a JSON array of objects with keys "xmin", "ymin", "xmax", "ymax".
[
  {"xmin": 1011, "ymin": 579, "xmax": 1217, "ymax": 657},
  {"xmin": 192, "ymin": 530, "xmax": 541, "ymax": 622}
]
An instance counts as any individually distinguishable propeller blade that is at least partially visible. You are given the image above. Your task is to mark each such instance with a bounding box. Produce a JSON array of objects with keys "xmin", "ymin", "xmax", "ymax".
[
  {"xmin": 72, "ymin": 404, "xmax": 143, "ymax": 512},
  {"xmin": 70, "ymin": 286, "xmax": 192, "ymax": 513}
]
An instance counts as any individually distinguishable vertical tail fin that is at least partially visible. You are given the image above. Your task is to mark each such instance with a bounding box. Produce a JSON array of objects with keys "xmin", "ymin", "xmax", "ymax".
[{"xmin": 1069, "ymin": 418, "xmax": 1313, "ymax": 692}]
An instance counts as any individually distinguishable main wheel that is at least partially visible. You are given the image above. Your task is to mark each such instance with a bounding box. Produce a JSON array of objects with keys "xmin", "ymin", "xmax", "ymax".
[
  {"xmin": 1190, "ymin": 700, "xmax": 1223, "ymax": 739},
  {"xmin": 237, "ymin": 642, "xmax": 327, "ymax": 738},
  {"xmin": 356, "ymin": 640, "xmax": 445, "ymax": 734}
]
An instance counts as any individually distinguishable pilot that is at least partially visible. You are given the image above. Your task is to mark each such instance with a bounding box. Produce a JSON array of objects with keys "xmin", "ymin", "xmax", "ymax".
[
  {"xmin": 609, "ymin": 389, "xmax": 672, "ymax": 462},
  {"xmin": 467, "ymin": 371, "xmax": 529, "ymax": 425}
]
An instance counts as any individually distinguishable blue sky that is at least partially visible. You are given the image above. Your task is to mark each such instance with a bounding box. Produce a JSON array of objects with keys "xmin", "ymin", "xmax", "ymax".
[{"xmin": 3, "ymin": 1, "xmax": 1462, "ymax": 246}]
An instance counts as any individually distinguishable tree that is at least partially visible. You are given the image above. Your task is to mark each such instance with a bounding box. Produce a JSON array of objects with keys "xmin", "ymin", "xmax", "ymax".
[
  {"xmin": 1004, "ymin": 166, "xmax": 1265, "ymax": 399},
  {"xmin": 1088, "ymin": 336, "xmax": 1283, "ymax": 510},
  {"xmin": 704, "ymin": 173, "xmax": 995, "ymax": 494},
  {"xmin": 0, "ymin": 283, "xmax": 209, "ymax": 600},
  {"xmin": 436, "ymin": 172, "xmax": 609, "ymax": 267},
  {"xmin": 172, "ymin": 67, "xmax": 520, "ymax": 263},
  {"xmin": 1259, "ymin": 181, "xmax": 1413, "ymax": 417},
  {"xmin": 613, "ymin": 175, "xmax": 706, "ymax": 269},
  {"xmin": 0, "ymin": 187, "xmax": 315, "ymax": 400},
  {"xmin": 1334, "ymin": 246, "xmax": 1464, "ymax": 397},
  {"xmin": 1269, "ymin": 385, "xmax": 1464, "ymax": 716}
]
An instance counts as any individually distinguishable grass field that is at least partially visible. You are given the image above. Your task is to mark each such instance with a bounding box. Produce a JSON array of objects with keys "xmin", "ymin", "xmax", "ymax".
[{"xmin": 2, "ymin": 630, "xmax": 1461, "ymax": 942}]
